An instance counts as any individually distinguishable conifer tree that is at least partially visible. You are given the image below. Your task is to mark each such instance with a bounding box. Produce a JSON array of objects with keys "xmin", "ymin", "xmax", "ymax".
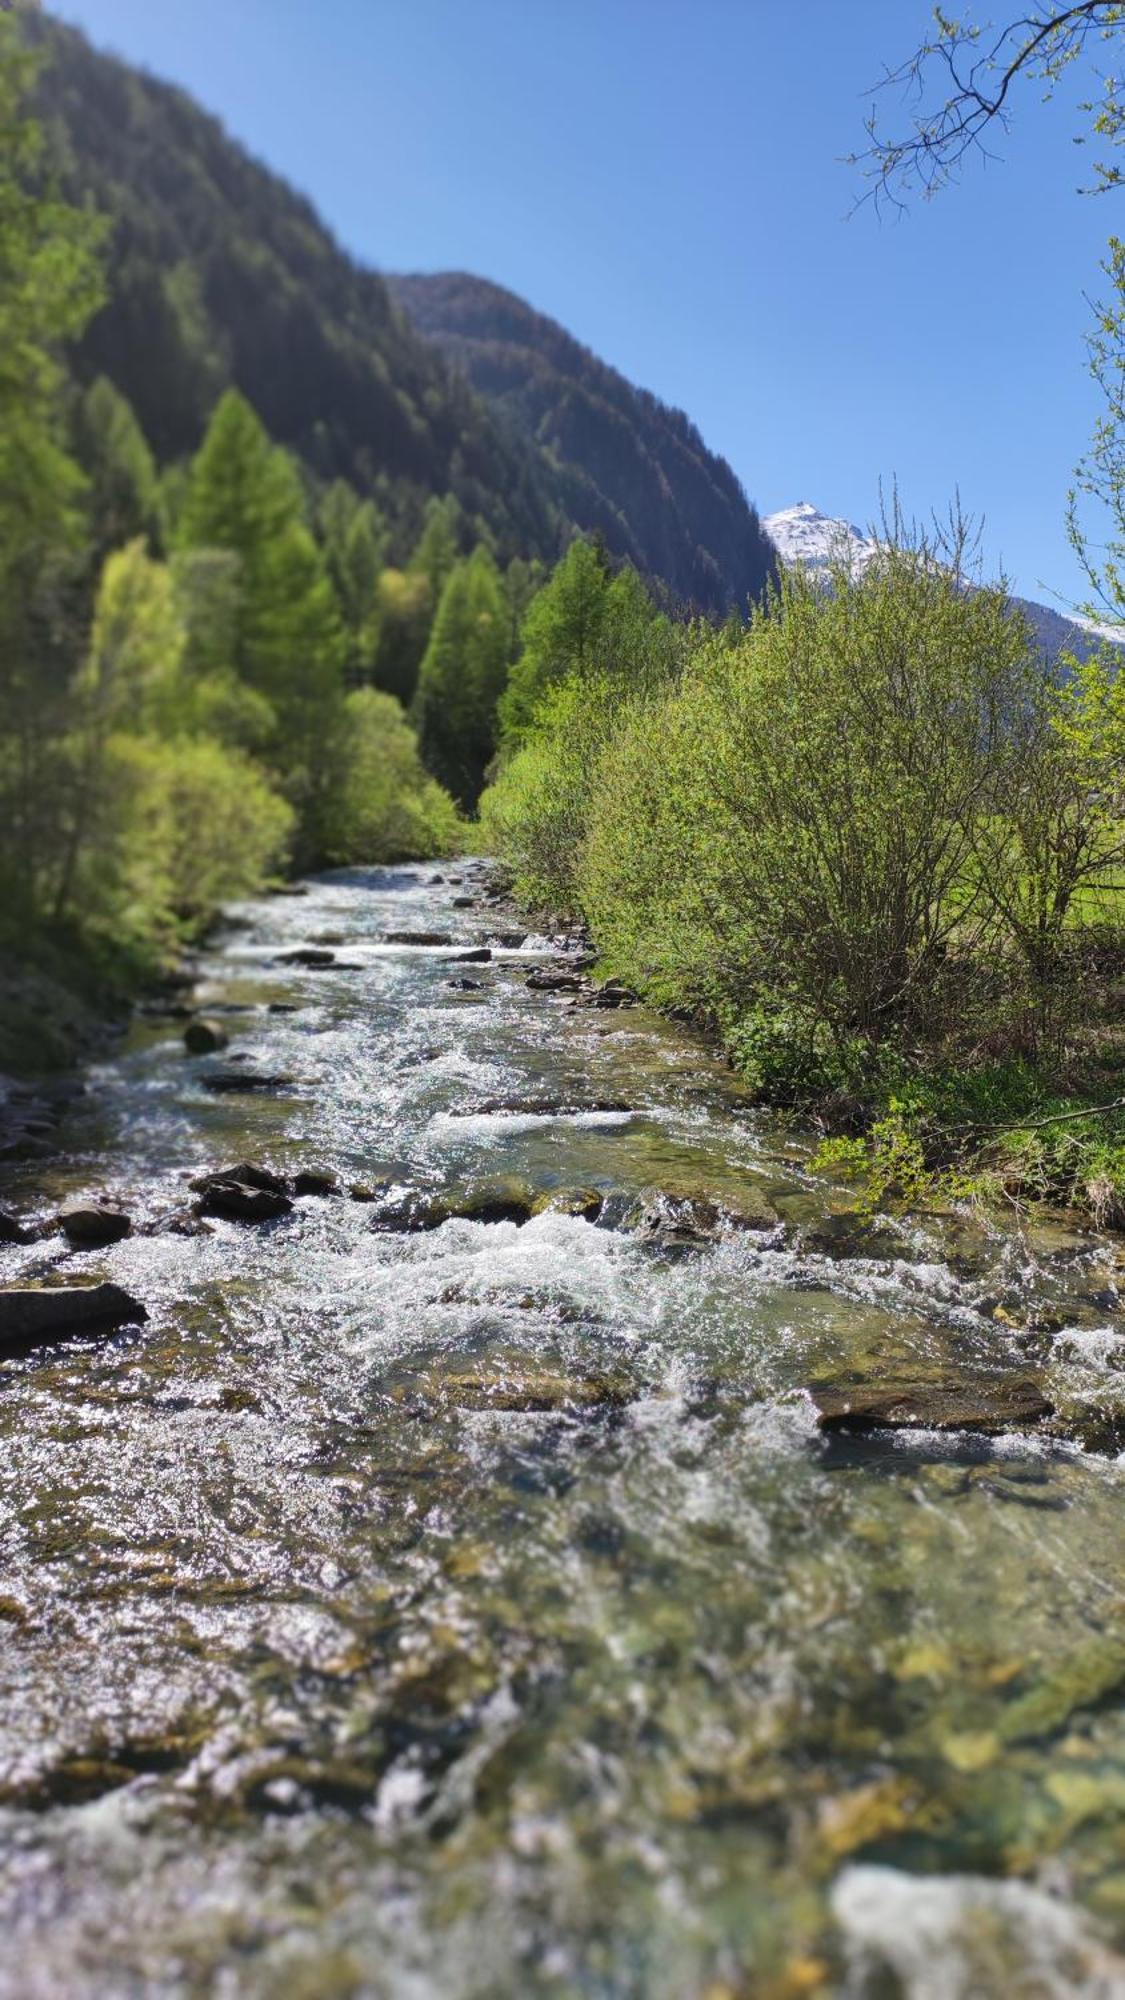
[
  {"xmin": 0, "ymin": 16, "xmax": 103, "ymax": 915},
  {"xmin": 498, "ymin": 537, "xmax": 612, "ymax": 743},
  {"xmin": 414, "ymin": 544, "xmax": 510, "ymax": 806},
  {"xmin": 74, "ymin": 376, "xmax": 158, "ymax": 561},
  {"xmin": 176, "ymin": 389, "xmax": 346, "ymax": 843}
]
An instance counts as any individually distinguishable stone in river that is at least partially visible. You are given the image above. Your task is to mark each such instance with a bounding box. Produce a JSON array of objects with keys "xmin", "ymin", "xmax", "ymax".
[
  {"xmin": 191, "ymin": 1161, "xmax": 287, "ymax": 1195},
  {"xmin": 370, "ymin": 1180, "xmax": 535, "ymax": 1232},
  {"xmin": 448, "ymin": 977, "xmax": 483, "ymax": 991},
  {"xmin": 452, "ymin": 896, "xmax": 476, "ymax": 908},
  {"xmin": 267, "ymin": 1002, "xmax": 300, "ymax": 1014},
  {"xmin": 57, "ymin": 1205, "xmax": 133, "ymax": 1249},
  {"xmin": 193, "ymin": 1169, "xmax": 293, "ymax": 1223},
  {"xmin": 809, "ymin": 1377, "xmax": 1054, "ymax": 1436},
  {"xmin": 526, "ymin": 968, "xmax": 586, "ymax": 993},
  {"xmin": 451, "ymin": 947, "xmax": 492, "ymax": 964},
  {"xmin": 183, "ymin": 1017, "xmax": 229, "ymax": 1055},
  {"xmin": 0, "ymin": 1284, "xmax": 147, "ymax": 1352},
  {"xmin": 0, "ymin": 1209, "xmax": 29, "ymax": 1246},
  {"xmin": 400, "ymin": 1350, "xmax": 635, "ymax": 1415},
  {"xmin": 384, "ymin": 930, "xmax": 454, "ymax": 946},
  {"xmin": 293, "ymin": 1169, "xmax": 338, "ymax": 1197},
  {"xmin": 200, "ymin": 1070, "xmax": 293, "ymax": 1094},
  {"xmin": 277, "ymin": 947, "xmax": 335, "ymax": 967}
]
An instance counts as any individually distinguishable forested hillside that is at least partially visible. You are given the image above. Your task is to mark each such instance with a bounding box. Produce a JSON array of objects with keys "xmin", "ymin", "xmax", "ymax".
[
  {"xmin": 390, "ymin": 271, "xmax": 775, "ymax": 615},
  {"xmin": 27, "ymin": 17, "xmax": 772, "ymax": 615},
  {"xmin": 28, "ymin": 14, "xmax": 562, "ymax": 567}
]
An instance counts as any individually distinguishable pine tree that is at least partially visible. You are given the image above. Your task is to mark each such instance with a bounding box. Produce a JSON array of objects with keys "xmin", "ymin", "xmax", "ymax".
[
  {"xmin": 177, "ymin": 388, "xmax": 346, "ymax": 854},
  {"xmin": 414, "ymin": 544, "xmax": 509, "ymax": 806},
  {"xmin": 74, "ymin": 376, "xmax": 158, "ymax": 561},
  {"xmin": 498, "ymin": 538, "xmax": 611, "ymax": 743}
]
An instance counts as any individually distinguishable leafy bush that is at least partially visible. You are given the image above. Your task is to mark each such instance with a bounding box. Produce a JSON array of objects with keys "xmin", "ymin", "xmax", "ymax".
[{"xmin": 320, "ymin": 688, "xmax": 461, "ymax": 865}]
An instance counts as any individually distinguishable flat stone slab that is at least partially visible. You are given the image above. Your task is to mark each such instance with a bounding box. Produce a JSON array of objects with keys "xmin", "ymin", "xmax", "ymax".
[
  {"xmin": 0, "ymin": 1284, "xmax": 147, "ymax": 1352},
  {"xmin": 810, "ymin": 1378, "xmax": 1054, "ymax": 1436},
  {"xmin": 383, "ymin": 931, "xmax": 454, "ymax": 947}
]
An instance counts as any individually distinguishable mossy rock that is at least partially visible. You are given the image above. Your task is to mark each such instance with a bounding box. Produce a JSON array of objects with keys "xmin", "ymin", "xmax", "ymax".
[{"xmin": 530, "ymin": 1187, "xmax": 604, "ymax": 1222}]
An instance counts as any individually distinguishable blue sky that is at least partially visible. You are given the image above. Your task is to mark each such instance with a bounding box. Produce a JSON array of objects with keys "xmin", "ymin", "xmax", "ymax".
[{"xmin": 51, "ymin": 0, "xmax": 1119, "ymax": 605}]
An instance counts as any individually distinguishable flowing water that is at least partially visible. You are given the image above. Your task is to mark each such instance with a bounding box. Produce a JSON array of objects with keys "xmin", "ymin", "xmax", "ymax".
[{"xmin": 2, "ymin": 864, "xmax": 1125, "ymax": 1999}]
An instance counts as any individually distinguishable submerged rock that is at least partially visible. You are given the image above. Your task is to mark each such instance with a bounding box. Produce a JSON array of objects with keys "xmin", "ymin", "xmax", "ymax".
[
  {"xmin": 200, "ymin": 1070, "xmax": 293, "ymax": 1095},
  {"xmin": 450, "ymin": 1096, "xmax": 634, "ymax": 1118},
  {"xmin": 277, "ymin": 947, "xmax": 335, "ymax": 967},
  {"xmin": 384, "ymin": 930, "xmax": 453, "ymax": 947},
  {"xmin": 370, "ymin": 1180, "xmax": 536, "ymax": 1233},
  {"xmin": 447, "ymin": 977, "xmax": 483, "ymax": 991},
  {"xmin": 293, "ymin": 1169, "xmax": 338, "ymax": 1197},
  {"xmin": 626, "ymin": 1191, "xmax": 778, "ymax": 1251},
  {"xmin": 266, "ymin": 1001, "xmax": 300, "ymax": 1014},
  {"xmin": 0, "ymin": 1283, "xmax": 147, "ymax": 1351},
  {"xmin": 396, "ymin": 1349, "xmax": 634, "ymax": 1414},
  {"xmin": 183, "ymin": 1017, "xmax": 229, "ymax": 1055},
  {"xmin": 809, "ymin": 1377, "xmax": 1054, "ymax": 1436},
  {"xmin": 57, "ymin": 1205, "xmax": 133, "ymax": 1249},
  {"xmin": 531, "ymin": 1188, "xmax": 605, "ymax": 1222},
  {"xmin": 0, "ymin": 1208, "xmax": 29, "ymax": 1247}
]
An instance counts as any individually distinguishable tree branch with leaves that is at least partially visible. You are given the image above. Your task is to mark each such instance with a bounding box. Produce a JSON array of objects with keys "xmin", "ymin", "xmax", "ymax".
[{"xmin": 856, "ymin": 4, "xmax": 1125, "ymax": 211}]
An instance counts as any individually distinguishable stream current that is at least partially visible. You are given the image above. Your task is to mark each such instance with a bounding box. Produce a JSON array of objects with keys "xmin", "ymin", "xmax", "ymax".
[{"xmin": 1, "ymin": 863, "xmax": 1125, "ymax": 1997}]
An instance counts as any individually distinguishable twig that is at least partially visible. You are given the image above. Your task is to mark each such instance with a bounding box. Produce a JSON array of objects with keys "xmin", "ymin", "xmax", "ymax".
[{"xmin": 953, "ymin": 1093, "xmax": 1125, "ymax": 1137}]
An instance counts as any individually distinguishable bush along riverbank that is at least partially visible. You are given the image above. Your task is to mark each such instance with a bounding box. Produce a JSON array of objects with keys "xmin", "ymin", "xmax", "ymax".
[{"xmin": 481, "ymin": 517, "xmax": 1125, "ymax": 1231}]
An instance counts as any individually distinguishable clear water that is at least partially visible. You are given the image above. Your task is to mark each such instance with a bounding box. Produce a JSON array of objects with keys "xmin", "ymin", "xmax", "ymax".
[{"xmin": 1, "ymin": 864, "xmax": 1124, "ymax": 1998}]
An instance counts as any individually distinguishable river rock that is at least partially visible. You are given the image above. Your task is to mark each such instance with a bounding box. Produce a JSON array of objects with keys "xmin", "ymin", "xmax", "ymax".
[
  {"xmin": 810, "ymin": 1378, "xmax": 1054, "ymax": 1436},
  {"xmin": 448, "ymin": 977, "xmax": 483, "ymax": 991},
  {"xmin": 370, "ymin": 1181, "xmax": 535, "ymax": 1233},
  {"xmin": 531, "ymin": 1188, "xmax": 604, "ymax": 1222},
  {"xmin": 267, "ymin": 1002, "xmax": 300, "ymax": 1014},
  {"xmin": 491, "ymin": 932, "xmax": 528, "ymax": 950},
  {"xmin": 193, "ymin": 1167, "xmax": 293, "ymax": 1224},
  {"xmin": 0, "ymin": 1284, "xmax": 147, "ymax": 1351},
  {"xmin": 183, "ymin": 1017, "xmax": 229, "ymax": 1055},
  {"xmin": 267, "ymin": 883, "xmax": 308, "ymax": 897},
  {"xmin": 293, "ymin": 1169, "xmax": 338, "ymax": 1197},
  {"xmin": 0, "ymin": 1209, "xmax": 29, "ymax": 1246},
  {"xmin": 278, "ymin": 946, "xmax": 336, "ymax": 968},
  {"xmin": 451, "ymin": 947, "xmax": 492, "ymax": 964},
  {"xmin": 452, "ymin": 896, "xmax": 476, "ymax": 908},
  {"xmin": 399, "ymin": 1350, "xmax": 634, "ymax": 1415},
  {"xmin": 526, "ymin": 969, "xmax": 586, "ymax": 993},
  {"xmin": 57, "ymin": 1205, "xmax": 133, "ymax": 1249},
  {"xmin": 384, "ymin": 931, "xmax": 453, "ymax": 947},
  {"xmin": 450, "ymin": 1096, "xmax": 633, "ymax": 1118},
  {"xmin": 200, "ymin": 1070, "xmax": 293, "ymax": 1094}
]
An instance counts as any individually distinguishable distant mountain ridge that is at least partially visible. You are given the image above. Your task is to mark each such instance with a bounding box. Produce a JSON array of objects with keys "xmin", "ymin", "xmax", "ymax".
[
  {"xmin": 765, "ymin": 502, "xmax": 1117, "ymax": 666},
  {"xmin": 388, "ymin": 271, "xmax": 776, "ymax": 615}
]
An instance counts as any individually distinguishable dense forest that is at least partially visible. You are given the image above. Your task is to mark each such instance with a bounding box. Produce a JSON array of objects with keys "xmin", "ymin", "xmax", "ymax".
[{"xmin": 389, "ymin": 272, "xmax": 776, "ymax": 616}]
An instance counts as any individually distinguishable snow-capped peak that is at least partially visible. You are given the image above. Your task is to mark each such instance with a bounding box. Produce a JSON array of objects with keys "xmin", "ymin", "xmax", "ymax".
[{"xmin": 764, "ymin": 502, "xmax": 877, "ymax": 576}]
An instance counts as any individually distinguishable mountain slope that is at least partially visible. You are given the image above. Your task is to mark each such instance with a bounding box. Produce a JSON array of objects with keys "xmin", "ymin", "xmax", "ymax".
[
  {"xmin": 29, "ymin": 15, "xmax": 563, "ymax": 562},
  {"xmin": 389, "ymin": 271, "xmax": 776, "ymax": 616},
  {"xmin": 765, "ymin": 502, "xmax": 1116, "ymax": 666}
]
